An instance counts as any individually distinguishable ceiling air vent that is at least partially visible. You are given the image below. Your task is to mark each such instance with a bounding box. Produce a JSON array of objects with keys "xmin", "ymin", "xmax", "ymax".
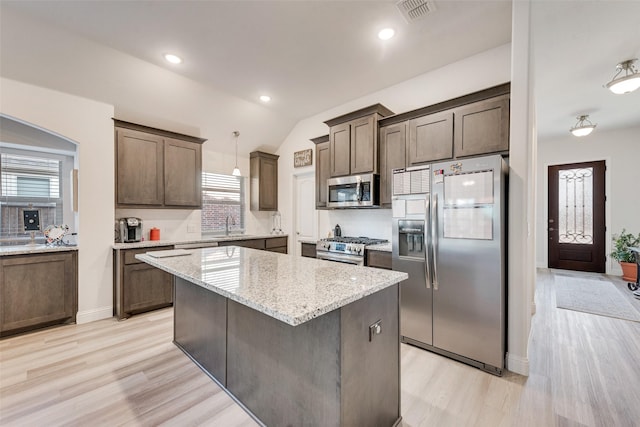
[{"xmin": 395, "ymin": 0, "xmax": 436, "ymax": 23}]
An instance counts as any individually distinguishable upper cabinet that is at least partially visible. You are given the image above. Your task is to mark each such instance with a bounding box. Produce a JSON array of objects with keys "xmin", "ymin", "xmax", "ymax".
[
  {"xmin": 250, "ymin": 151, "xmax": 279, "ymax": 211},
  {"xmin": 311, "ymin": 135, "xmax": 330, "ymax": 209},
  {"xmin": 379, "ymin": 123, "xmax": 407, "ymax": 207},
  {"xmin": 114, "ymin": 120, "xmax": 205, "ymax": 209},
  {"xmin": 324, "ymin": 104, "xmax": 394, "ymax": 178},
  {"xmin": 407, "ymin": 111, "xmax": 454, "ymax": 166},
  {"xmin": 453, "ymin": 95, "xmax": 510, "ymax": 158}
]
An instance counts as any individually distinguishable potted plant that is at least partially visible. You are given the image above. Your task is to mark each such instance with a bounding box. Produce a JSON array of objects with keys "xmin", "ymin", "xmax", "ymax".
[{"xmin": 610, "ymin": 229, "xmax": 640, "ymax": 282}]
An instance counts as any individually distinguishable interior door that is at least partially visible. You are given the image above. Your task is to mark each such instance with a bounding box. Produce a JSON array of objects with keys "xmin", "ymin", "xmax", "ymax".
[
  {"xmin": 294, "ymin": 172, "xmax": 317, "ymax": 256},
  {"xmin": 548, "ymin": 161, "xmax": 606, "ymax": 272}
]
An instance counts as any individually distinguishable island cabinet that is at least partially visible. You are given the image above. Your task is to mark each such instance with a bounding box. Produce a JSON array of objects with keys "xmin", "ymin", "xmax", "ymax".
[
  {"xmin": 0, "ymin": 250, "xmax": 78, "ymax": 337},
  {"xmin": 250, "ymin": 151, "xmax": 279, "ymax": 211},
  {"xmin": 114, "ymin": 245, "xmax": 174, "ymax": 320},
  {"xmin": 136, "ymin": 247, "xmax": 408, "ymax": 427},
  {"xmin": 453, "ymin": 94, "xmax": 510, "ymax": 158},
  {"xmin": 324, "ymin": 104, "xmax": 394, "ymax": 178},
  {"xmin": 114, "ymin": 120, "xmax": 205, "ymax": 209},
  {"xmin": 311, "ymin": 135, "xmax": 330, "ymax": 209}
]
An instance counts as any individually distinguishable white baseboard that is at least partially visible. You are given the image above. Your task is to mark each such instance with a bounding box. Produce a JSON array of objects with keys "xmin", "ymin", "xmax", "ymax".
[
  {"xmin": 506, "ymin": 353, "xmax": 530, "ymax": 376},
  {"xmin": 76, "ymin": 306, "xmax": 113, "ymax": 324}
]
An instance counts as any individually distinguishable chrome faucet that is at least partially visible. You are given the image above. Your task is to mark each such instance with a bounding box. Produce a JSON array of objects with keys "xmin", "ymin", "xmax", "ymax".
[{"xmin": 225, "ymin": 215, "xmax": 236, "ymax": 236}]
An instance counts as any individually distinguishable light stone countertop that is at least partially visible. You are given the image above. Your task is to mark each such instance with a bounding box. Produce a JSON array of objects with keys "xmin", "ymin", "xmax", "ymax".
[
  {"xmin": 136, "ymin": 247, "xmax": 407, "ymax": 326},
  {"xmin": 0, "ymin": 245, "xmax": 79, "ymax": 256},
  {"xmin": 113, "ymin": 234, "xmax": 287, "ymax": 250}
]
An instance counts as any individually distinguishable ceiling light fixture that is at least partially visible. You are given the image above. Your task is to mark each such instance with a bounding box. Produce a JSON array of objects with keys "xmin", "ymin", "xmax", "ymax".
[
  {"xmin": 605, "ymin": 59, "xmax": 640, "ymax": 94},
  {"xmin": 570, "ymin": 115, "xmax": 597, "ymax": 137},
  {"xmin": 378, "ymin": 28, "xmax": 395, "ymax": 40},
  {"xmin": 259, "ymin": 95, "xmax": 271, "ymax": 102},
  {"xmin": 232, "ymin": 131, "xmax": 241, "ymax": 176},
  {"xmin": 164, "ymin": 53, "xmax": 182, "ymax": 64}
]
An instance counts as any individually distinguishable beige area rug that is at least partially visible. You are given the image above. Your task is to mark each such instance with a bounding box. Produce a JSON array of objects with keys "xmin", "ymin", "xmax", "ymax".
[{"xmin": 555, "ymin": 276, "xmax": 640, "ymax": 322}]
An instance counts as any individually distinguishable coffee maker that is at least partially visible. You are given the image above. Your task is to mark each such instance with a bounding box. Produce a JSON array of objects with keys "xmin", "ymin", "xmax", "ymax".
[{"xmin": 118, "ymin": 217, "xmax": 142, "ymax": 243}]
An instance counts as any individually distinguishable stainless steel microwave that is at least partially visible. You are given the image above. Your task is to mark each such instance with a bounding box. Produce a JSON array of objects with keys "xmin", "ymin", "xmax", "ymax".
[{"xmin": 326, "ymin": 174, "xmax": 380, "ymax": 208}]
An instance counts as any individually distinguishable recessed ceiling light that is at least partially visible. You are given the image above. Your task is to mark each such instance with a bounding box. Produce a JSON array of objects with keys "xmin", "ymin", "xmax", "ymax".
[
  {"xmin": 378, "ymin": 28, "xmax": 395, "ymax": 40},
  {"xmin": 259, "ymin": 95, "xmax": 271, "ymax": 103},
  {"xmin": 164, "ymin": 53, "xmax": 182, "ymax": 64}
]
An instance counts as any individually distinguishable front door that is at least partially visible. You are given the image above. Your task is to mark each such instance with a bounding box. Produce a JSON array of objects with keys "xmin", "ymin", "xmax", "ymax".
[{"xmin": 548, "ymin": 161, "xmax": 606, "ymax": 272}]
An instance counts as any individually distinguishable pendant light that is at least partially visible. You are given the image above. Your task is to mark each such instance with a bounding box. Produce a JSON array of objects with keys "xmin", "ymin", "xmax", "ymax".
[
  {"xmin": 570, "ymin": 115, "xmax": 596, "ymax": 137},
  {"xmin": 605, "ymin": 59, "xmax": 640, "ymax": 94},
  {"xmin": 232, "ymin": 131, "xmax": 241, "ymax": 176}
]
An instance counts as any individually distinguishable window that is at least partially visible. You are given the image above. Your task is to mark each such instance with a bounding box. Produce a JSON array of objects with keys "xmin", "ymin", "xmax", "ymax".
[
  {"xmin": 1, "ymin": 151, "xmax": 67, "ymax": 245},
  {"xmin": 201, "ymin": 172, "xmax": 245, "ymax": 235}
]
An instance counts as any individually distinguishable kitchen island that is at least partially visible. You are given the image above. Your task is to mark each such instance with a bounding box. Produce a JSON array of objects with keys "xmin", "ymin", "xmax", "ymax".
[{"xmin": 136, "ymin": 246, "xmax": 407, "ymax": 427}]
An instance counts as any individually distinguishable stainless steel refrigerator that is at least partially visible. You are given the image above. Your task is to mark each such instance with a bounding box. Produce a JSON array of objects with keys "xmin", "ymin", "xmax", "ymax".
[{"xmin": 392, "ymin": 154, "xmax": 506, "ymax": 375}]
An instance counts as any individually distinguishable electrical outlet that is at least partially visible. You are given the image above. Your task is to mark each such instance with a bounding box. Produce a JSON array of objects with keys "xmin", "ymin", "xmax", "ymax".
[{"xmin": 369, "ymin": 320, "xmax": 382, "ymax": 342}]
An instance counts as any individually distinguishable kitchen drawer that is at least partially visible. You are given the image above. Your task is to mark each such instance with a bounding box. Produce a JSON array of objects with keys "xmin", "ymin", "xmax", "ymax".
[
  {"xmin": 123, "ymin": 246, "xmax": 174, "ymax": 265},
  {"xmin": 265, "ymin": 237, "xmax": 287, "ymax": 249}
]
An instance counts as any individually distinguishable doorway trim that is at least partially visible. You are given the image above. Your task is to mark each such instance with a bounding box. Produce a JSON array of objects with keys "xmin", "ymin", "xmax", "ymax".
[{"xmin": 291, "ymin": 170, "xmax": 317, "ymax": 257}]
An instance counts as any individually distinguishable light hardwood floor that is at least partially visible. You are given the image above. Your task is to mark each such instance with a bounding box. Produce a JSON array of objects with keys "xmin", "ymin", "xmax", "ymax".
[{"xmin": 1, "ymin": 269, "xmax": 639, "ymax": 426}]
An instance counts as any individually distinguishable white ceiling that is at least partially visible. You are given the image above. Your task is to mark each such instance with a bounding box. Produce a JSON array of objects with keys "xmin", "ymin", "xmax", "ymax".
[
  {"xmin": 1, "ymin": 0, "xmax": 512, "ymax": 121},
  {"xmin": 531, "ymin": 1, "xmax": 640, "ymax": 140},
  {"xmin": 1, "ymin": 0, "xmax": 638, "ymax": 148}
]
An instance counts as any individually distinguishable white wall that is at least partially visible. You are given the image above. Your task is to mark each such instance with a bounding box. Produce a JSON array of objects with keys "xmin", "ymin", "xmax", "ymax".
[
  {"xmin": 536, "ymin": 124, "xmax": 640, "ymax": 274},
  {"xmin": 1, "ymin": 78, "xmax": 115, "ymax": 323},
  {"xmin": 276, "ymin": 43, "xmax": 512, "ymax": 247}
]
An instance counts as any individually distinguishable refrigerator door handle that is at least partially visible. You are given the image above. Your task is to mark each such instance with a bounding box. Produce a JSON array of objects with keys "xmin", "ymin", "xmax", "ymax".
[
  {"xmin": 425, "ymin": 197, "xmax": 431, "ymax": 289},
  {"xmin": 432, "ymin": 193, "xmax": 439, "ymax": 290}
]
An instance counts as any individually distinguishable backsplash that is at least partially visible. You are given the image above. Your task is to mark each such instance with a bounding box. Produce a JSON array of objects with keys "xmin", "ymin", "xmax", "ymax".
[
  {"xmin": 115, "ymin": 208, "xmax": 201, "ymax": 242},
  {"xmin": 319, "ymin": 209, "xmax": 393, "ymax": 241}
]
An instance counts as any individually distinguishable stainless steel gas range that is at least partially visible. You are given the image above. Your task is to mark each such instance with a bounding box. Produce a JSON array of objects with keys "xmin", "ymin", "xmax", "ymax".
[{"xmin": 316, "ymin": 236, "xmax": 388, "ymax": 266}]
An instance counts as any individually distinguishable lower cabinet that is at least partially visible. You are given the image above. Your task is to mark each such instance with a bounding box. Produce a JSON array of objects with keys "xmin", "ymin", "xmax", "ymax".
[
  {"xmin": 0, "ymin": 251, "xmax": 78, "ymax": 337},
  {"xmin": 265, "ymin": 236, "xmax": 288, "ymax": 254},
  {"xmin": 123, "ymin": 263, "xmax": 173, "ymax": 314},
  {"xmin": 301, "ymin": 242, "xmax": 317, "ymax": 258},
  {"xmin": 114, "ymin": 245, "xmax": 174, "ymax": 320},
  {"xmin": 366, "ymin": 250, "xmax": 392, "ymax": 270}
]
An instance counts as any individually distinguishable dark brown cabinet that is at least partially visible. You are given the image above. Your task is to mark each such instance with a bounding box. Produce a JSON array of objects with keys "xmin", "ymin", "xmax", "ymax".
[
  {"xmin": 453, "ymin": 95, "xmax": 510, "ymax": 158},
  {"xmin": 114, "ymin": 120, "xmax": 205, "ymax": 209},
  {"xmin": 250, "ymin": 151, "xmax": 279, "ymax": 211},
  {"xmin": 408, "ymin": 111, "xmax": 454, "ymax": 166},
  {"xmin": 265, "ymin": 236, "xmax": 288, "ymax": 253},
  {"xmin": 164, "ymin": 137, "xmax": 202, "ymax": 206},
  {"xmin": 311, "ymin": 135, "xmax": 330, "ymax": 209},
  {"xmin": 366, "ymin": 250, "xmax": 391, "ymax": 270},
  {"xmin": 379, "ymin": 123, "xmax": 407, "ymax": 207},
  {"xmin": 330, "ymin": 122, "xmax": 352, "ymax": 177},
  {"xmin": 301, "ymin": 242, "xmax": 317, "ymax": 258},
  {"xmin": 116, "ymin": 128, "xmax": 164, "ymax": 206},
  {"xmin": 1, "ymin": 251, "xmax": 78, "ymax": 337},
  {"xmin": 123, "ymin": 263, "xmax": 173, "ymax": 314},
  {"xmin": 114, "ymin": 245, "xmax": 174, "ymax": 320},
  {"xmin": 325, "ymin": 104, "xmax": 394, "ymax": 178}
]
